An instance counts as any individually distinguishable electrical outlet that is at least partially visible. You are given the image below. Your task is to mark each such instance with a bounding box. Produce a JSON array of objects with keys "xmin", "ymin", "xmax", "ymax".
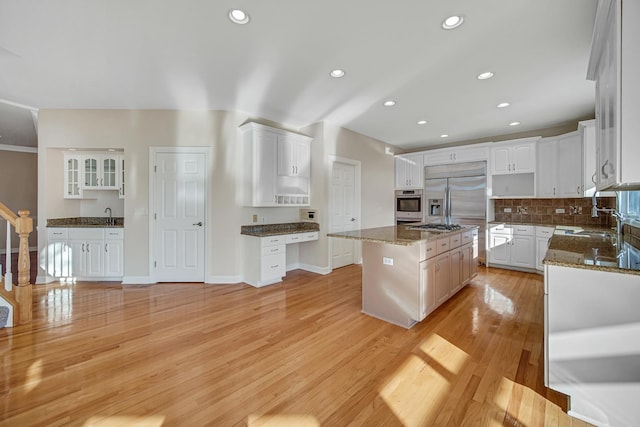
[
  {"xmin": 252, "ymin": 214, "xmax": 258, "ymax": 223},
  {"xmin": 383, "ymin": 257, "xmax": 394, "ymax": 266},
  {"xmin": 504, "ymin": 208, "xmax": 512, "ymax": 213},
  {"xmin": 555, "ymin": 208, "xmax": 565, "ymax": 214}
]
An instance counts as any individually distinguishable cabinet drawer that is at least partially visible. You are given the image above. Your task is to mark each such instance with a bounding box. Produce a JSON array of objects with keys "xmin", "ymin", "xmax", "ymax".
[
  {"xmin": 436, "ymin": 237, "xmax": 450, "ymax": 254},
  {"xmin": 449, "ymin": 234, "xmax": 462, "ymax": 248},
  {"xmin": 512, "ymin": 225, "xmax": 534, "ymax": 236},
  {"xmin": 261, "ymin": 254, "xmax": 286, "ymax": 279},
  {"xmin": 536, "ymin": 226, "xmax": 555, "ymax": 238},
  {"xmin": 424, "ymin": 240, "xmax": 437, "ymax": 260},
  {"xmin": 47, "ymin": 228, "xmax": 68, "ymax": 240},
  {"xmin": 285, "ymin": 233, "xmax": 304, "ymax": 244},
  {"xmin": 490, "ymin": 224, "xmax": 511, "ymax": 234},
  {"xmin": 461, "ymin": 230, "xmax": 473, "ymax": 245},
  {"xmin": 262, "ymin": 245, "xmax": 285, "ymax": 256},
  {"xmin": 104, "ymin": 228, "xmax": 124, "ymax": 240},
  {"xmin": 69, "ymin": 228, "xmax": 104, "ymax": 240},
  {"xmin": 261, "ymin": 236, "xmax": 286, "ymax": 247},
  {"xmin": 302, "ymin": 232, "xmax": 318, "ymax": 241}
]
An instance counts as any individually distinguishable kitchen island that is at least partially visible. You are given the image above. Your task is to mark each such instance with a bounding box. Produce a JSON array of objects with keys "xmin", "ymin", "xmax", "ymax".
[{"xmin": 328, "ymin": 225, "xmax": 479, "ymax": 328}]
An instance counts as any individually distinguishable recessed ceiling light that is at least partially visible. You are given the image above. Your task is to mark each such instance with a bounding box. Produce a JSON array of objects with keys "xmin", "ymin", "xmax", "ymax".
[
  {"xmin": 509, "ymin": 121, "xmax": 521, "ymax": 126},
  {"xmin": 383, "ymin": 100, "xmax": 396, "ymax": 107},
  {"xmin": 477, "ymin": 71, "xmax": 494, "ymax": 80},
  {"xmin": 440, "ymin": 134, "xmax": 449, "ymax": 138},
  {"xmin": 417, "ymin": 120, "xmax": 427, "ymax": 125},
  {"xmin": 229, "ymin": 9, "xmax": 250, "ymax": 24},
  {"xmin": 497, "ymin": 102, "xmax": 510, "ymax": 108},
  {"xmin": 442, "ymin": 15, "xmax": 464, "ymax": 30},
  {"xmin": 330, "ymin": 69, "xmax": 345, "ymax": 78}
]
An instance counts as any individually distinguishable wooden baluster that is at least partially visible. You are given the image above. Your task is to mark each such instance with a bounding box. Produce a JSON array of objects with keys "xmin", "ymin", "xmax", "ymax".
[{"xmin": 14, "ymin": 209, "xmax": 33, "ymax": 324}]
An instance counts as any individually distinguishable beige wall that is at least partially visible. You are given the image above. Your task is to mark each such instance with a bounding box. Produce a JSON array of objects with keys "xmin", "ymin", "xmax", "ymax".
[
  {"xmin": 0, "ymin": 149, "xmax": 38, "ymax": 250},
  {"xmin": 37, "ymin": 110, "xmax": 397, "ymax": 282}
]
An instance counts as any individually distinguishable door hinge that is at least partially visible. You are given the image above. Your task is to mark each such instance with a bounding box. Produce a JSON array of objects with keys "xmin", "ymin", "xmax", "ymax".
[
  {"xmin": 154, "ymin": 165, "xmax": 157, "ymax": 172},
  {"xmin": 154, "ymin": 213, "xmax": 157, "ymax": 220},
  {"xmin": 154, "ymin": 261, "xmax": 157, "ymax": 268}
]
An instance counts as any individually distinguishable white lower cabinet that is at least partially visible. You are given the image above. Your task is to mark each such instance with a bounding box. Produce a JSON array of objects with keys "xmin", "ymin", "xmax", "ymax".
[
  {"xmin": 243, "ymin": 231, "xmax": 318, "ymax": 287},
  {"xmin": 489, "ymin": 224, "xmax": 535, "ymax": 269},
  {"xmin": 432, "ymin": 252, "xmax": 451, "ymax": 306},
  {"xmin": 536, "ymin": 227, "xmax": 554, "ymax": 271},
  {"xmin": 47, "ymin": 227, "xmax": 124, "ymax": 280}
]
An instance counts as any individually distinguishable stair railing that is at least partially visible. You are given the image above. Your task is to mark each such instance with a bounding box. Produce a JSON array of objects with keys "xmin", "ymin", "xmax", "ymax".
[{"xmin": 0, "ymin": 202, "xmax": 33, "ymax": 324}]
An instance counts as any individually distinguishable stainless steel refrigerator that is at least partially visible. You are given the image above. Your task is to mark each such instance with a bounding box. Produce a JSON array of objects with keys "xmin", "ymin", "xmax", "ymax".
[{"xmin": 424, "ymin": 161, "xmax": 487, "ymax": 262}]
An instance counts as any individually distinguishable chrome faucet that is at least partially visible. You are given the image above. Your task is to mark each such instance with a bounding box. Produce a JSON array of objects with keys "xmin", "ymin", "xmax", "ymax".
[
  {"xmin": 591, "ymin": 194, "xmax": 625, "ymax": 233},
  {"xmin": 104, "ymin": 207, "xmax": 113, "ymax": 225}
]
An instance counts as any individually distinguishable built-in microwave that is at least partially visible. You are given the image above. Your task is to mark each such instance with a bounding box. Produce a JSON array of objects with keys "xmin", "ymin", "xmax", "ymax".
[{"xmin": 395, "ymin": 189, "xmax": 423, "ymax": 223}]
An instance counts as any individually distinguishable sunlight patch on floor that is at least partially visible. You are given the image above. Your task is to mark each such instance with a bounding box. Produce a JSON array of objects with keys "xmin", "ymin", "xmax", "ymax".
[
  {"xmin": 83, "ymin": 415, "xmax": 166, "ymax": 427},
  {"xmin": 25, "ymin": 358, "xmax": 42, "ymax": 393},
  {"xmin": 247, "ymin": 414, "xmax": 320, "ymax": 426},
  {"xmin": 379, "ymin": 334, "xmax": 470, "ymax": 426}
]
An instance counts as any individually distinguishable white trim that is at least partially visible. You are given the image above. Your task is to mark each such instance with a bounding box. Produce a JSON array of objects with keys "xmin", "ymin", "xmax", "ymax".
[
  {"xmin": 148, "ymin": 146, "xmax": 212, "ymax": 284},
  {"xmin": 296, "ymin": 263, "xmax": 331, "ymax": 275},
  {"xmin": 35, "ymin": 274, "xmax": 49, "ymax": 284},
  {"xmin": 121, "ymin": 276, "xmax": 153, "ymax": 285},
  {"xmin": 0, "ymin": 98, "xmax": 38, "ymax": 111},
  {"xmin": 205, "ymin": 275, "xmax": 242, "ymax": 284},
  {"xmin": 0, "ymin": 144, "xmax": 37, "ymax": 153},
  {"xmin": 327, "ymin": 155, "xmax": 362, "ymax": 272}
]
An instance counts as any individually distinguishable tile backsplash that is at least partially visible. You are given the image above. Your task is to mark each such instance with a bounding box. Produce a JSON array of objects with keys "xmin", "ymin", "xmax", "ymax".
[{"xmin": 493, "ymin": 197, "xmax": 616, "ymax": 227}]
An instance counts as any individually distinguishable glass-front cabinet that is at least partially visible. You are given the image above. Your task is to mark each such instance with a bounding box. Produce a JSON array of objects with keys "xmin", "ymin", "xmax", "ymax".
[
  {"xmin": 63, "ymin": 150, "xmax": 124, "ymax": 198},
  {"xmin": 64, "ymin": 154, "xmax": 83, "ymax": 199}
]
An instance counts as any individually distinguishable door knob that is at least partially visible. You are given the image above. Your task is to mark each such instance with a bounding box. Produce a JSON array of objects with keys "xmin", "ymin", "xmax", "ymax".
[
  {"xmin": 350, "ymin": 218, "xmax": 356, "ymax": 222},
  {"xmin": 193, "ymin": 222, "xmax": 203, "ymax": 226}
]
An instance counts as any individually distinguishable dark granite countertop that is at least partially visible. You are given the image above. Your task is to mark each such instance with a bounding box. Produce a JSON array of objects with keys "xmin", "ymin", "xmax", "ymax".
[
  {"xmin": 241, "ymin": 222, "xmax": 319, "ymax": 237},
  {"xmin": 544, "ymin": 228, "xmax": 640, "ymax": 276},
  {"xmin": 328, "ymin": 225, "xmax": 479, "ymax": 247},
  {"xmin": 47, "ymin": 217, "xmax": 124, "ymax": 228}
]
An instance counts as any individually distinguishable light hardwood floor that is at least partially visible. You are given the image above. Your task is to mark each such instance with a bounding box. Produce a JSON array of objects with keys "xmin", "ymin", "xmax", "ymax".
[{"xmin": 1, "ymin": 266, "xmax": 592, "ymax": 426}]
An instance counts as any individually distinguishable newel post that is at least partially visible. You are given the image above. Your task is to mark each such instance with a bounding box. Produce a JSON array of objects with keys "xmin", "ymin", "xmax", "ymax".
[{"xmin": 14, "ymin": 209, "xmax": 33, "ymax": 324}]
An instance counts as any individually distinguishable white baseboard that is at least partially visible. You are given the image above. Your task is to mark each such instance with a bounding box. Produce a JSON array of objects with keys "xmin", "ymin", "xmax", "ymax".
[
  {"xmin": 205, "ymin": 275, "xmax": 242, "ymax": 284},
  {"xmin": 35, "ymin": 275, "xmax": 51, "ymax": 284},
  {"xmin": 121, "ymin": 276, "xmax": 153, "ymax": 285},
  {"xmin": 286, "ymin": 263, "xmax": 331, "ymax": 275}
]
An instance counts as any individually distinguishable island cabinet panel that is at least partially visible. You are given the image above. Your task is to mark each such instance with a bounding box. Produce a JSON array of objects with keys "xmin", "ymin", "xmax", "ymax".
[{"xmin": 360, "ymin": 229, "xmax": 479, "ymax": 329}]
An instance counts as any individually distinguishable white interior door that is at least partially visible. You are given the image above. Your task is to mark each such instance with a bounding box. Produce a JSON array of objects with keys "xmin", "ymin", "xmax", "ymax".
[
  {"xmin": 330, "ymin": 161, "xmax": 356, "ymax": 269},
  {"xmin": 154, "ymin": 152, "xmax": 205, "ymax": 282}
]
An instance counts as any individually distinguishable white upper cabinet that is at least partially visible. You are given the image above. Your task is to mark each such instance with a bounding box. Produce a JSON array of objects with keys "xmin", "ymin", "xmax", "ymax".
[
  {"xmin": 277, "ymin": 135, "xmax": 311, "ymax": 178},
  {"xmin": 241, "ymin": 122, "xmax": 312, "ymax": 207},
  {"xmin": 423, "ymin": 144, "xmax": 489, "ymax": 166},
  {"xmin": 82, "ymin": 154, "xmax": 120, "ymax": 190},
  {"xmin": 64, "ymin": 154, "xmax": 83, "ymax": 199},
  {"xmin": 394, "ymin": 153, "xmax": 423, "ymax": 189},
  {"xmin": 587, "ymin": 0, "xmax": 640, "ymax": 190},
  {"xmin": 490, "ymin": 138, "xmax": 537, "ymax": 175},
  {"xmin": 536, "ymin": 131, "xmax": 583, "ymax": 198}
]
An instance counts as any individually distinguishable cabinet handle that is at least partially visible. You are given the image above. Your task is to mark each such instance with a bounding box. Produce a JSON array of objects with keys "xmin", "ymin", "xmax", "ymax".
[
  {"xmin": 591, "ymin": 173, "xmax": 597, "ymax": 185},
  {"xmin": 82, "ymin": 243, "xmax": 85, "ymax": 252},
  {"xmin": 105, "ymin": 244, "xmax": 108, "ymax": 253},
  {"xmin": 601, "ymin": 160, "xmax": 609, "ymax": 179},
  {"xmin": 87, "ymin": 243, "xmax": 90, "ymax": 253},
  {"xmin": 512, "ymin": 163, "xmax": 516, "ymax": 171},
  {"xmin": 508, "ymin": 164, "xmax": 511, "ymax": 172},
  {"xmin": 553, "ymin": 187, "xmax": 556, "ymax": 196},
  {"xmin": 271, "ymin": 264, "xmax": 279, "ymax": 268},
  {"xmin": 577, "ymin": 186, "xmax": 580, "ymax": 195}
]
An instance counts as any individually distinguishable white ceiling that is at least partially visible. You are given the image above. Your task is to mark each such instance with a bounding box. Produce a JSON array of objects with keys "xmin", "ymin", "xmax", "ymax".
[{"xmin": 0, "ymin": 0, "xmax": 598, "ymax": 150}]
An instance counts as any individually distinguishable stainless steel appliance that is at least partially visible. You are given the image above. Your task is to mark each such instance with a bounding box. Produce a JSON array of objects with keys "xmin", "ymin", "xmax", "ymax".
[
  {"xmin": 395, "ymin": 189, "xmax": 423, "ymax": 224},
  {"xmin": 424, "ymin": 161, "xmax": 487, "ymax": 261}
]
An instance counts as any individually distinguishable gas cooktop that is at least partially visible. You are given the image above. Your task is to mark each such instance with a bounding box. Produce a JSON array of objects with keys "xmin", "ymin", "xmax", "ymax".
[{"xmin": 407, "ymin": 223, "xmax": 463, "ymax": 232}]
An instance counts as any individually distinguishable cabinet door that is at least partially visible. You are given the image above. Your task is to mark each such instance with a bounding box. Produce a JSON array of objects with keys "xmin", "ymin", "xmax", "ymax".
[
  {"xmin": 556, "ymin": 134, "xmax": 583, "ymax": 197},
  {"xmin": 295, "ymin": 140, "xmax": 311, "ymax": 178},
  {"xmin": 424, "ymin": 149, "xmax": 453, "ymax": 166},
  {"xmin": 537, "ymin": 139, "xmax": 557, "ymax": 197},
  {"xmin": 255, "ymin": 131, "xmax": 278, "ymax": 206},
  {"xmin": 85, "ymin": 240, "xmax": 104, "ymax": 277},
  {"xmin": 261, "ymin": 253, "xmax": 286, "ymax": 281},
  {"xmin": 422, "ymin": 259, "xmax": 437, "ymax": 318},
  {"xmin": 491, "ymin": 146, "xmax": 511, "ymax": 175},
  {"xmin": 406, "ymin": 154, "xmax": 423, "ymax": 188},
  {"xmin": 68, "ymin": 240, "xmax": 86, "ymax": 277},
  {"xmin": 510, "ymin": 235, "xmax": 535, "ymax": 268},
  {"xmin": 489, "ymin": 233, "xmax": 511, "ymax": 265},
  {"xmin": 102, "ymin": 155, "xmax": 119, "ymax": 189},
  {"xmin": 64, "ymin": 155, "xmax": 83, "ymax": 199},
  {"xmin": 119, "ymin": 155, "xmax": 125, "ymax": 199},
  {"xmin": 434, "ymin": 253, "xmax": 451, "ymax": 306},
  {"xmin": 395, "ymin": 156, "xmax": 409, "ymax": 188},
  {"xmin": 512, "ymin": 144, "xmax": 535, "ymax": 173},
  {"xmin": 461, "ymin": 244, "xmax": 472, "ymax": 284},
  {"xmin": 450, "ymin": 249, "xmax": 462, "ymax": 295},
  {"xmin": 277, "ymin": 136, "xmax": 309, "ymax": 177},
  {"xmin": 104, "ymin": 240, "xmax": 124, "ymax": 277},
  {"xmin": 83, "ymin": 156, "xmax": 100, "ymax": 188}
]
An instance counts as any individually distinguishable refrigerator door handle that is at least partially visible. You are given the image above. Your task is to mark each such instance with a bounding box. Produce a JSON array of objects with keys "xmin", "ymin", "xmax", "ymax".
[{"xmin": 445, "ymin": 187, "xmax": 451, "ymax": 225}]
